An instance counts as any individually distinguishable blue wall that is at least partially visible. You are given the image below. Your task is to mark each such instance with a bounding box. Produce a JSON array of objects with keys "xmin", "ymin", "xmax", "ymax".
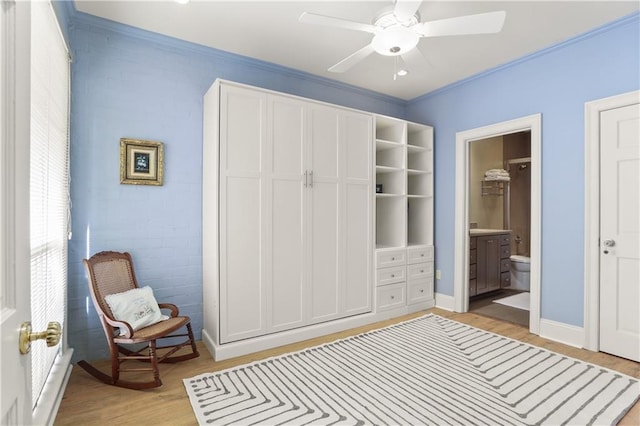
[
  {"xmin": 66, "ymin": 12, "xmax": 406, "ymax": 361},
  {"xmin": 66, "ymin": 5, "xmax": 639, "ymax": 361},
  {"xmin": 406, "ymin": 13, "xmax": 640, "ymax": 327}
]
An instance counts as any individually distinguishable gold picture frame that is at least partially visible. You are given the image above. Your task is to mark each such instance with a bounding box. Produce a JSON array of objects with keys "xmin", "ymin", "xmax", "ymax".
[{"xmin": 120, "ymin": 138, "xmax": 164, "ymax": 186}]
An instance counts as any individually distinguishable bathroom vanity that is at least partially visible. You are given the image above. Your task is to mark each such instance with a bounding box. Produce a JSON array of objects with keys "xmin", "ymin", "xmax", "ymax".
[{"xmin": 469, "ymin": 229, "xmax": 511, "ymax": 296}]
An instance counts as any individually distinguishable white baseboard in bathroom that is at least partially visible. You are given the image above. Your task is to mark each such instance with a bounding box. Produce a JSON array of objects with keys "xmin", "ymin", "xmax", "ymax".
[
  {"xmin": 539, "ymin": 318, "xmax": 585, "ymax": 348},
  {"xmin": 435, "ymin": 293, "xmax": 455, "ymax": 311}
]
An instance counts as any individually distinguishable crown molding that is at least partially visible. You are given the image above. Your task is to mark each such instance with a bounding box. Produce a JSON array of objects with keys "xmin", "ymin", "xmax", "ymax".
[
  {"xmin": 408, "ymin": 11, "xmax": 640, "ymax": 105},
  {"xmin": 68, "ymin": 10, "xmax": 407, "ymax": 112}
]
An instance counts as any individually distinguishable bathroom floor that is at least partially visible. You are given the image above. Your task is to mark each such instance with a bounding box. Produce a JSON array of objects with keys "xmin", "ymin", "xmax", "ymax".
[{"xmin": 469, "ymin": 289, "xmax": 530, "ymax": 328}]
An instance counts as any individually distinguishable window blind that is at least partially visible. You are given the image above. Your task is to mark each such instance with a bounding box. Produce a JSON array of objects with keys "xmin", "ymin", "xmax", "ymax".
[{"xmin": 30, "ymin": 0, "xmax": 70, "ymax": 409}]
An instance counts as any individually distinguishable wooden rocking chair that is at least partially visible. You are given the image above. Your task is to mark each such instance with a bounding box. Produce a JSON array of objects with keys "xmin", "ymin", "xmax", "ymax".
[{"xmin": 77, "ymin": 251, "xmax": 199, "ymax": 389}]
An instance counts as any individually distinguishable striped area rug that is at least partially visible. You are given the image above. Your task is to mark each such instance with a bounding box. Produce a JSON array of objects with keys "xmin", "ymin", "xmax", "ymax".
[{"xmin": 184, "ymin": 314, "xmax": 639, "ymax": 425}]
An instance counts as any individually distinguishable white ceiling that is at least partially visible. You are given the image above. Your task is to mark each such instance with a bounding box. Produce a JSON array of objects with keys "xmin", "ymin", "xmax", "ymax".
[{"xmin": 74, "ymin": 1, "xmax": 639, "ymax": 100}]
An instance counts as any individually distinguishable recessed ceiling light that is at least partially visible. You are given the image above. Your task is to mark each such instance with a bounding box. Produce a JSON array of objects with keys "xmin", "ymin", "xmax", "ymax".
[{"xmin": 175, "ymin": 0, "xmax": 190, "ymax": 4}]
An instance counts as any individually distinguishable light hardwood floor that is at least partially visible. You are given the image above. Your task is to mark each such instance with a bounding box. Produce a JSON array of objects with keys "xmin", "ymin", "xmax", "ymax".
[{"xmin": 55, "ymin": 308, "xmax": 639, "ymax": 425}]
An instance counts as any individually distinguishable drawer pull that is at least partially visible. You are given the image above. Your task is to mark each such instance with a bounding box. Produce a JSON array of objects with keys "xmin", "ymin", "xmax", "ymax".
[
  {"xmin": 420, "ymin": 270, "xmax": 424, "ymax": 273},
  {"xmin": 391, "ymin": 295, "xmax": 395, "ymax": 300},
  {"xmin": 421, "ymin": 254, "xmax": 424, "ymax": 257},
  {"xmin": 391, "ymin": 274, "xmax": 395, "ymax": 278},
  {"xmin": 420, "ymin": 289, "xmax": 424, "ymax": 293}
]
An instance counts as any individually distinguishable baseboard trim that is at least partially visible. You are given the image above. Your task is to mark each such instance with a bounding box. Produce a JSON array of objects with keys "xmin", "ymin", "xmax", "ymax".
[
  {"xmin": 36, "ymin": 348, "xmax": 74, "ymax": 426},
  {"xmin": 539, "ymin": 318, "xmax": 585, "ymax": 348},
  {"xmin": 435, "ymin": 293, "xmax": 455, "ymax": 311},
  {"xmin": 204, "ymin": 302, "xmax": 435, "ymax": 361}
]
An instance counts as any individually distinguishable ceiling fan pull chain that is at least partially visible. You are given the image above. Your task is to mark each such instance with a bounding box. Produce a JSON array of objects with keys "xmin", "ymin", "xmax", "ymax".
[{"xmin": 394, "ymin": 56, "xmax": 398, "ymax": 81}]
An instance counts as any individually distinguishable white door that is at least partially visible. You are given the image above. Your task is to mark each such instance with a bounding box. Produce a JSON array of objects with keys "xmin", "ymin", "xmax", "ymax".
[
  {"xmin": 267, "ymin": 95, "xmax": 306, "ymax": 331},
  {"xmin": 342, "ymin": 112, "xmax": 372, "ymax": 315},
  {"xmin": 308, "ymin": 105, "xmax": 341, "ymax": 323},
  {"xmin": 1, "ymin": 0, "xmax": 32, "ymax": 423},
  {"xmin": 219, "ymin": 85, "xmax": 268, "ymax": 343},
  {"xmin": 599, "ymin": 102, "xmax": 640, "ymax": 362}
]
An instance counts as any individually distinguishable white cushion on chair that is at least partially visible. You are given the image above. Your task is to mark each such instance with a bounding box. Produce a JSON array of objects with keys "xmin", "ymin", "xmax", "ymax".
[{"xmin": 105, "ymin": 286, "xmax": 168, "ymax": 334}]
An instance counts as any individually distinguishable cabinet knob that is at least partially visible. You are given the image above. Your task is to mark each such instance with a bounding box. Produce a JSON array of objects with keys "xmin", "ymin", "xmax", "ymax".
[
  {"xmin": 391, "ymin": 257, "xmax": 395, "ymax": 260},
  {"xmin": 421, "ymin": 254, "xmax": 424, "ymax": 257},
  {"xmin": 390, "ymin": 295, "xmax": 395, "ymax": 299},
  {"xmin": 391, "ymin": 274, "xmax": 395, "ymax": 278},
  {"xmin": 420, "ymin": 289, "xmax": 424, "ymax": 293},
  {"xmin": 420, "ymin": 270, "xmax": 424, "ymax": 273}
]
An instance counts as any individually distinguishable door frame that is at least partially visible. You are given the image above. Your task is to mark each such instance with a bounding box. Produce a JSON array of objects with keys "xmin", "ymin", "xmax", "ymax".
[
  {"xmin": 453, "ymin": 114, "xmax": 541, "ymax": 335},
  {"xmin": 584, "ymin": 90, "xmax": 640, "ymax": 351}
]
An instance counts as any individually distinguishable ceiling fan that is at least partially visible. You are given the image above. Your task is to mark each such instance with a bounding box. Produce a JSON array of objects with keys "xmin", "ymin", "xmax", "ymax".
[{"xmin": 299, "ymin": 0, "xmax": 506, "ymax": 75}]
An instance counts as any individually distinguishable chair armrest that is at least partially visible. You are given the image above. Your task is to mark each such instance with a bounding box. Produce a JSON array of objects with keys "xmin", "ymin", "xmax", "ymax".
[
  {"xmin": 158, "ymin": 303, "xmax": 179, "ymax": 317},
  {"xmin": 103, "ymin": 315, "xmax": 134, "ymax": 338}
]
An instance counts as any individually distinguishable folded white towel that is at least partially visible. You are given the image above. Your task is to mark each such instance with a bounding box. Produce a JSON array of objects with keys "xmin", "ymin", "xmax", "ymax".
[
  {"xmin": 485, "ymin": 168, "xmax": 509, "ymax": 177},
  {"xmin": 484, "ymin": 175, "xmax": 511, "ymax": 181}
]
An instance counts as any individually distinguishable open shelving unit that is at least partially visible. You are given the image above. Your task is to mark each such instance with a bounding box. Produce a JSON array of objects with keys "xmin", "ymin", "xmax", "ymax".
[
  {"xmin": 406, "ymin": 122, "xmax": 433, "ymax": 247},
  {"xmin": 374, "ymin": 116, "xmax": 434, "ymax": 249},
  {"xmin": 375, "ymin": 116, "xmax": 406, "ymax": 249},
  {"xmin": 374, "ymin": 115, "xmax": 435, "ymax": 313}
]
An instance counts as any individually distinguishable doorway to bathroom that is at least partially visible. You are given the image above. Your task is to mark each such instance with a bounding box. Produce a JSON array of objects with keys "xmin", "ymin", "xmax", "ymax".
[
  {"xmin": 453, "ymin": 114, "xmax": 541, "ymax": 335},
  {"xmin": 467, "ymin": 132, "xmax": 531, "ymax": 327}
]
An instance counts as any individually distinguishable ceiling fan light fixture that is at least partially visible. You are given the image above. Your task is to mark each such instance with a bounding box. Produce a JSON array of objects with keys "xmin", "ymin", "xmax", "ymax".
[{"xmin": 371, "ymin": 27, "xmax": 419, "ymax": 56}]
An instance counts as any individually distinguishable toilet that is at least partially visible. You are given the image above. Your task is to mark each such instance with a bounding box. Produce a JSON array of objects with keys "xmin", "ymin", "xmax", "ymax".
[{"xmin": 510, "ymin": 255, "xmax": 531, "ymax": 291}]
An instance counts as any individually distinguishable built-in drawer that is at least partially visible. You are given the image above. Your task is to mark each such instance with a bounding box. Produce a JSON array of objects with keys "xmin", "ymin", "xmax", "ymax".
[
  {"xmin": 469, "ymin": 248, "xmax": 477, "ymax": 264},
  {"xmin": 501, "ymin": 272, "xmax": 511, "ymax": 288},
  {"xmin": 376, "ymin": 266, "xmax": 406, "ymax": 287},
  {"xmin": 469, "ymin": 263, "xmax": 477, "ymax": 280},
  {"xmin": 407, "ymin": 277, "xmax": 434, "ymax": 305},
  {"xmin": 407, "ymin": 262, "xmax": 433, "ymax": 280},
  {"xmin": 407, "ymin": 246, "xmax": 433, "ymax": 265},
  {"xmin": 500, "ymin": 245, "xmax": 510, "ymax": 259},
  {"xmin": 376, "ymin": 282, "xmax": 406, "ymax": 311},
  {"xmin": 500, "ymin": 259, "xmax": 511, "ymax": 273},
  {"xmin": 470, "ymin": 237, "xmax": 477, "ymax": 250},
  {"xmin": 500, "ymin": 234, "xmax": 510, "ymax": 246},
  {"xmin": 469, "ymin": 279, "xmax": 477, "ymax": 296},
  {"xmin": 376, "ymin": 249, "xmax": 406, "ymax": 269}
]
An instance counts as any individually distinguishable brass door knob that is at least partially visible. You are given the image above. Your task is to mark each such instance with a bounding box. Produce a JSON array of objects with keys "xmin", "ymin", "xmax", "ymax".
[{"xmin": 19, "ymin": 321, "xmax": 62, "ymax": 354}]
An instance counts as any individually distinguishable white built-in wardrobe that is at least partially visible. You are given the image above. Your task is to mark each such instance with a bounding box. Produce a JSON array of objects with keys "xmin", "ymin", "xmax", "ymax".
[{"xmin": 203, "ymin": 80, "xmax": 434, "ymax": 360}]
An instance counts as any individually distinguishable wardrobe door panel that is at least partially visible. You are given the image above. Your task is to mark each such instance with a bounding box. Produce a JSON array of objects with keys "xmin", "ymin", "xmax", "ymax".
[
  {"xmin": 222, "ymin": 87, "xmax": 263, "ymax": 173},
  {"xmin": 344, "ymin": 183, "xmax": 372, "ymax": 314},
  {"xmin": 345, "ymin": 113, "xmax": 372, "ymax": 181},
  {"xmin": 343, "ymin": 112, "xmax": 373, "ymax": 314},
  {"xmin": 220, "ymin": 177, "xmax": 264, "ymax": 343},
  {"xmin": 310, "ymin": 181, "xmax": 340, "ymax": 321},
  {"xmin": 268, "ymin": 96, "xmax": 306, "ymax": 331},
  {"xmin": 219, "ymin": 85, "xmax": 267, "ymax": 344},
  {"xmin": 270, "ymin": 179, "xmax": 304, "ymax": 330},
  {"xmin": 309, "ymin": 106, "xmax": 340, "ymax": 322},
  {"xmin": 271, "ymin": 98, "xmax": 304, "ymax": 175},
  {"xmin": 310, "ymin": 107, "xmax": 339, "ymax": 178}
]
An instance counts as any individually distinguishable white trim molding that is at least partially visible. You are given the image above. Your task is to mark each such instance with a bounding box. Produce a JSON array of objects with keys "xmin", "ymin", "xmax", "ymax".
[
  {"xmin": 583, "ymin": 90, "xmax": 640, "ymax": 352},
  {"xmin": 453, "ymin": 114, "xmax": 542, "ymax": 335},
  {"xmin": 539, "ymin": 319, "xmax": 585, "ymax": 349},
  {"xmin": 435, "ymin": 293, "xmax": 455, "ymax": 311},
  {"xmin": 33, "ymin": 349, "xmax": 74, "ymax": 426}
]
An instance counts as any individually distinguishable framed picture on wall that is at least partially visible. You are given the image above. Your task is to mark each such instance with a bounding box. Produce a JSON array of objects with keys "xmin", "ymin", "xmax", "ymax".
[{"xmin": 120, "ymin": 138, "xmax": 164, "ymax": 186}]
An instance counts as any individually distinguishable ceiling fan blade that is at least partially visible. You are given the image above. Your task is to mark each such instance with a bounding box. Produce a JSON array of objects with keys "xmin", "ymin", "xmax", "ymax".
[
  {"xmin": 393, "ymin": 0, "xmax": 423, "ymax": 22},
  {"xmin": 299, "ymin": 12, "xmax": 378, "ymax": 34},
  {"xmin": 416, "ymin": 11, "xmax": 506, "ymax": 37},
  {"xmin": 328, "ymin": 43, "xmax": 376, "ymax": 73}
]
